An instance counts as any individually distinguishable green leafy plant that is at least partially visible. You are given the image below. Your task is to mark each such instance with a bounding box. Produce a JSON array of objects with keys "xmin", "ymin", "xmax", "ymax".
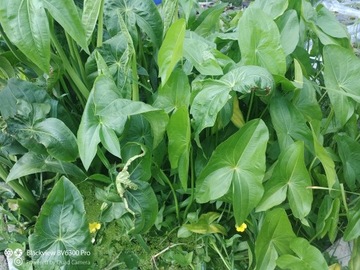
[{"xmin": 1, "ymin": 0, "xmax": 360, "ymax": 269}]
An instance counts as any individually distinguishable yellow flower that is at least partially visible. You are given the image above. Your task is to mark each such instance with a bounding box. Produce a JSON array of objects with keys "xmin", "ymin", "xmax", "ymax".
[
  {"xmin": 89, "ymin": 222, "xmax": 101, "ymax": 233},
  {"xmin": 236, "ymin": 223, "xmax": 247, "ymax": 233}
]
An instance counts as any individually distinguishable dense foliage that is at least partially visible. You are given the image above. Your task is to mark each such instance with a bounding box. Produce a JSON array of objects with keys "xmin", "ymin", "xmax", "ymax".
[{"xmin": 1, "ymin": 0, "xmax": 360, "ymax": 269}]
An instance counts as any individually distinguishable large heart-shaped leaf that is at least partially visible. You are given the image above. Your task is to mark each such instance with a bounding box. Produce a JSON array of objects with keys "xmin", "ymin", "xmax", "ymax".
[
  {"xmin": 221, "ymin": 65, "xmax": 274, "ymax": 96},
  {"xmin": 29, "ymin": 177, "xmax": 92, "ymax": 269},
  {"xmin": 255, "ymin": 208, "xmax": 296, "ymax": 270},
  {"xmin": 269, "ymin": 95, "xmax": 313, "ymax": 151},
  {"xmin": 190, "ymin": 80, "xmax": 232, "ymax": 136},
  {"xmin": 0, "ymin": 78, "xmax": 53, "ymax": 119},
  {"xmin": 276, "ymin": 10, "xmax": 299, "ymax": 55},
  {"xmin": 196, "ymin": 119, "xmax": 268, "ymax": 226},
  {"xmin": 86, "ymin": 34, "xmax": 133, "ymax": 98},
  {"xmin": 276, "ymin": 238, "xmax": 328, "ymax": 269},
  {"xmin": 252, "ymin": 0, "xmax": 288, "ymax": 19},
  {"xmin": 6, "ymin": 153, "xmax": 86, "ymax": 182},
  {"xmin": 256, "ymin": 141, "xmax": 313, "ymax": 223},
  {"xmin": 78, "ymin": 75, "xmax": 168, "ymax": 169},
  {"xmin": 104, "ymin": 0, "xmax": 163, "ymax": 47},
  {"xmin": 323, "ymin": 45, "xmax": 360, "ymax": 126},
  {"xmin": 7, "ymin": 118, "xmax": 78, "ymax": 162},
  {"xmin": 238, "ymin": 7, "xmax": 286, "ymax": 75},
  {"xmin": 153, "ymin": 68, "xmax": 191, "ymax": 113},
  {"xmin": 191, "ymin": 65, "xmax": 274, "ymax": 136},
  {"xmin": 183, "ymin": 31, "xmax": 223, "ymax": 76}
]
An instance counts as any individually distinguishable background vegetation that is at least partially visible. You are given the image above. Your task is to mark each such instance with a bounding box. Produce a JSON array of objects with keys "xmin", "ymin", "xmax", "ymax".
[{"xmin": 1, "ymin": 0, "xmax": 360, "ymax": 269}]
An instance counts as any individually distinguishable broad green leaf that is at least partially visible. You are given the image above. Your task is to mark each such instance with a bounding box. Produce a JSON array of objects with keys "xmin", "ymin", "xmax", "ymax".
[
  {"xmin": 190, "ymin": 80, "xmax": 232, "ymax": 136},
  {"xmin": 257, "ymin": 141, "xmax": 313, "ymax": 223},
  {"xmin": 292, "ymin": 79, "xmax": 322, "ymax": 121},
  {"xmin": 29, "ymin": 177, "xmax": 92, "ymax": 269},
  {"xmin": 167, "ymin": 107, "xmax": 191, "ymax": 190},
  {"xmin": 196, "ymin": 119, "xmax": 268, "ymax": 226},
  {"xmin": 336, "ymin": 134, "xmax": 360, "ymax": 190},
  {"xmin": 269, "ymin": 95, "xmax": 313, "ymax": 151},
  {"xmin": 8, "ymin": 118, "xmax": 78, "ymax": 162},
  {"xmin": 252, "ymin": 0, "xmax": 288, "ymax": 19},
  {"xmin": 276, "ymin": 10, "xmax": 299, "ymax": 55},
  {"xmin": 153, "ymin": 68, "xmax": 191, "ymax": 113},
  {"xmin": 0, "ymin": 78, "xmax": 53, "ymax": 119},
  {"xmin": 183, "ymin": 31, "xmax": 223, "ymax": 76},
  {"xmin": 6, "ymin": 153, "xmax": 86, "ymax": 182},
  {"xmin": 344, "ymin": 197, "xmax": 360, "ymax": 241},
  {"xmin": 221, "ymin": 65, "xmax": 274, "ymax": 96},
  {"xmin": 104, "ymin": 0, "xmax": 163, "ymax": 47},
  {"xmin": 125, "ymin": 180, "xmax": 158, "ymax": 234},
  {"xmin": 0, "ymin": 0, "xmax": 50, "ymax": 72},
  {"xmin": 238, "ymin": 7, "xmax": 286, "ymax": 75},
  {"xmin": 184, "ymin": 212, "xmax": 227, "ymax": 235},
  {"xmin": 276, "ymin": 238, "xmax": 328, "ymax": 270},
  {"xmin": 85, "ymin": 34, "xmax": 131, "ymax": 98},
  {"xmin": 310, "ymin": 123, "xmax": 337, "ymax": 189},
  {"xmin": 82, "ymin": 0, "xmax": 103, "ymax": 43},
  {"xmin": 99, "ymin": 125, "xmax": 121, "ymax": 158},
  {"xmin": 139, "ymin": 111, "xmax": 169, "ymax": 149},
  {"xmin": 255, "ymin": 208, "xmax": 296, "ymax": 270},
  {"xmin": 158, "ymin": 19, "xmax": 186, "ymax": 86},
  {"xmin": 98, "ymin": 99, "xmax": 167, "ymax": 139},
  {"xmin": 77, "ymin": 91, "xmax": 101, "ymax": 170},
  {"xmin": 42, "ymin": 0, "xmax": 88, "ymax": 52},
  {"xmin": 316, "ymin": 6, "xmax": 349, "ymax": 39},
  {"xmin": 78, "ymin": 75, "xmax": 166, "ymax": 169},
  {"xmin": 193, "ymin": 3, "xmax": 227, "ymax": 37},
  {"xmin": 121, "ymin": 115, "xmax": 153, "ymax": 148},
  {"xmin": 190, "ymin": 65, "xmax": 273, "ymax": 129},
  {"xmin": 323, "ymin": 45, "xmax": 360, "ymax": 126}
]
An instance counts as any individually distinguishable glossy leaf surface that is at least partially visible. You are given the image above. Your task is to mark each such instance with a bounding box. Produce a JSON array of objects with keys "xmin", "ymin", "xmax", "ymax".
[
  {"xmin": 238, "ymin": 7, "xmax": 286, "ymax": 75},
  {"xmin": 257, "ymin": 141, "xmax": 313, "ymax": 223},
  {"xmin": 196, "ymin": 119, "xmax": 268, "ymax": 226},
  {"xmin": 29, "ymin": 177, "xmax": 92, "ymax": 269}
]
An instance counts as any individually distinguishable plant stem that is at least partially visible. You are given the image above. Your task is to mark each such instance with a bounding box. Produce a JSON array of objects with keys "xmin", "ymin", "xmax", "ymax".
[
  {"xmin": 246, "ymin": 91, "xmax": 255, "ymax": 122},
  {"xmin": 131, "ymin": 54, "xmax": 139, "ymax": 101},
  {"xmin": 183, "ymin": 147, "xmax": 195, "ymax": 219},
  {"xmin": 50, "ymin": 30, "xmax": 89, "ymax": 101},
  {"xmin": 321, "ymin": 106, "xmax": 334, "ymax": 134},
  {"xmin": 66, "ymin": 33, "xmax": 87, "ymax": 86},
  {"xmin": 154, "ymin": 166, "xmax": 180, "ymax": 223},
  {"xmin": 97, "ymin": 0, "xmax": 104, "ymax": 47},
  {"xmin": 209, "ymin": 238, "xmax": 231, "ymax": 270},
  {"xmin": 340, "ymin": 183, "xmax": 349, "ymax": 214}
]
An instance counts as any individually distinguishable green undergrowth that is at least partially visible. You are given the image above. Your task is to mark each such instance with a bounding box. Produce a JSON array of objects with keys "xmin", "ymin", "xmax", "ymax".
[{"xmin": 1, "ymin": 0, "xmax": 360, "ymax": 269}]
